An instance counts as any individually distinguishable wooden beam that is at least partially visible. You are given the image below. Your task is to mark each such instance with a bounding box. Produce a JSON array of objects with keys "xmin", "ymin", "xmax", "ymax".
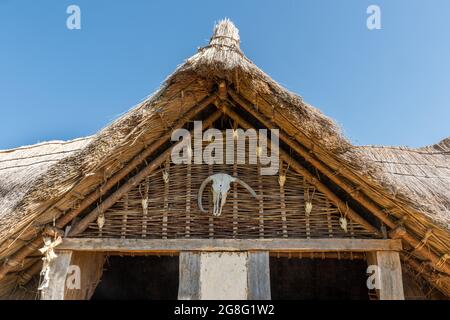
[
  {"xmin": 390, "ymin": 226, "xmax": 450, "ymax": 275},
  {"xmin": 57, "ymin": 238, "xmax": 402, "ymax": 253},
  {"xmin": 17, "ymin": 259, "xmax": 42, "ymax": 286},
  {"xmin": 216, "ymin": 101, "xmax": 380, "ymax": 236},
  {"xmin": 367, "ymin": 251, "xmax": 405, "ymax": 300},
  {"xmin": 405, "ymin": 255, "xmax": 450, "ymax": 297},
  {"xmin": 68, "ymin": 109, "xmax": 223, "ymax": 236},
  {"xmin": 271, "ymin": 252, "xmax": 366, "ymax": 260},
  {"xmin": 0, "ymin": 229, "xmax": 54, "ymax": 280},
  {"xmin": 40, "ymin": 250, "xmax": 72, "ymax": 300}
]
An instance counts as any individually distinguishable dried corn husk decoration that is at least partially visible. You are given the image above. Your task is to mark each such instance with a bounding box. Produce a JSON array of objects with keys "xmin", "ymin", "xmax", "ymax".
[
  {"xmin": 38, "ymin": 236, "xmax": 63, "ymax": 290},
  {"xmin": 142, "ymin": 198, "xmax": 149, "ymax": 218},
  {"xmin": 304, "ymin": 186, "xmax": 314, "ymax": 217},
  {"xmin": 163, "ymin": 170, "xmax": 169, "ymax": 184},
  {"xmin": 142, "ymin": 198, "xmax": 148, "ymax": 211},
  {"xmin": 278, "ymin": 174, "xmax": 286, "ymax": 187},
  {"xmin": 339, "ymin": 202, "xmax": 349, "ymax": 233},
  {"xmin": 97, "ymin": 213, "xmax": 105, "ymax": 230},
  {"xmin": 339, "ymin": 217, "xmax": 348, "ymax": 233},
  {"xmin": 305, "ymin": 201, "xmax": 313, "ymax": 216},
  {"xmin": 39, "ymin": 236, "xmax": 62, "ymax": 261}
]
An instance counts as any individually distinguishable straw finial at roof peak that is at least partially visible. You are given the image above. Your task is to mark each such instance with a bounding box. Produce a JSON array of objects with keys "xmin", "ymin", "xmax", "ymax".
[{"xmin": 209, "ymin": 18, "xmax": 240, "ymax": 49}]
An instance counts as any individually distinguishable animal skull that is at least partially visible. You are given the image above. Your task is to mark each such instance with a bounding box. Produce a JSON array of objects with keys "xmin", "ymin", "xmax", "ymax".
[{"xmin": 198, "ymin": 173, "xmax": 257, "ymax": 216}]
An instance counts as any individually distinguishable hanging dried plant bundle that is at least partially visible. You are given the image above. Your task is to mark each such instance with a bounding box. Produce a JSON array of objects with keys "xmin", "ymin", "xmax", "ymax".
[
  {"xmin": 37, "ymin": 236, "xmax": 63, "ymax": 291},
  {"xmin": 305, "ymin": 201, "xmax": 313, "ymax": 217},
  {"xmin": 339, "ymin": 217, "xmax": 348, "ymax": 233},
  {"xmin": 278, "ymin": 174, "xmax": 286, "ymax": 187},
  {"xmin": 97, "ymin": 213, "xmax": 105, "ymax": 231}
]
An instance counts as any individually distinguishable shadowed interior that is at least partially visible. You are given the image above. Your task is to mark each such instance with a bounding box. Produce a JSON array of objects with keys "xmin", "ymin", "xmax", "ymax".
[
  {"xmin": 270, "ymin": 257, "xmax": 370, "ymax": 300},
  {"xmin": 92, "ymin": 255, "xmax": 179, "ymax": 300}
]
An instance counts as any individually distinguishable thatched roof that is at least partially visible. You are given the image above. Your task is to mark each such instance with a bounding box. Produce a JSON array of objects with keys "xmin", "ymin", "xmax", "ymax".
[
  {"xmin": 0, "ymin": 19, "xmax": 449, "ymax": 298},
  {"xmin": 0, "ymin": 138, "xmax": 92, "ymax": 241},
  {"xmin": 354, "ymin": 138, "xmax": 450, "ymax": 231}
]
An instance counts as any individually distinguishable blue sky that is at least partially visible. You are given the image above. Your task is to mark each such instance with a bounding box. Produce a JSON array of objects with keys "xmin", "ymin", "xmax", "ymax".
[{"xmin": 0, "ymin": 0, "xmax": 449, "ymax": 149}]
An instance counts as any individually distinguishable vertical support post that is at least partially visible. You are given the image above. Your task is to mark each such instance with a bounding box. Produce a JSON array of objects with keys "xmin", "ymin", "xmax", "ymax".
[
  {"xmin": 367, "ymin": 251, "xmax": 404, "ymax": 300},
  {"xmin": 40, "ymin": 250, "xmax": 72, "ymax": 300},
  {"xmin": 64, "ymin": 252, "xmax": 105, "ymax": 300},
  {"xmin": 178, "ymin": 251, "xmax": 271, "ymax": 300},
  {"xmin": 178, "ymin": 252, "xmax": 201, "ymax": 300},
  {"xmin": 248, "ymin": 252, "xmax": 271, "ymax": 300}
]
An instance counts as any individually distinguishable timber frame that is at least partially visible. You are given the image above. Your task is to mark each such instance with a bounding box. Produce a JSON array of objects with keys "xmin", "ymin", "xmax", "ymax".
[
  {"xmin": 45, "ymin": 238, "xmax": 405, "ymax": 300},
  {"xmin": 57, "ymin": 238, "xmax": 403, "ymax": 253}
]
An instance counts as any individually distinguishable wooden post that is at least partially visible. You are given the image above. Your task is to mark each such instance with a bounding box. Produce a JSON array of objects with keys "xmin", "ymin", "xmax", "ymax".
[
  {"xmin": 178, "ymin": 252, "xmax": 201, "ymax": 300},
  {"xmin": 248, "ymin": 252, "xmax": 271, "ymax": 300},
  {"xmin": 367, "ymin": 251, "xmax": 404, "ymax": 300},
  {"xmin": 64, "ymin": 252, "xmax": 105, "ymax": 300},
  {"xmin": 178, "ymin": 251, "xmax": 271, "ymax": 300},
  {"xmin": 40, "ymin": 250, "xmax": 72, "ymax": 300}
]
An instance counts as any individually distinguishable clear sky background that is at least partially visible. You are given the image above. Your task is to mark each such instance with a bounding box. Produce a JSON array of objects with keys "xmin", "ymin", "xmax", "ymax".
[{"xmin": 0, "ymin": 0, "xmax": 449, "ymax": 150}]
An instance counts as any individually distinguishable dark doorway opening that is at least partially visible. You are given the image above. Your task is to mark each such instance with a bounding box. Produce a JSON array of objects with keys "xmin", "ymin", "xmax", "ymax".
[
  {"xmin": 270, "ymin": 257, "xmax": 369, "ymax": 300},
  {"xmin": 92, "ymin": 255, "xmax": 179, "ymax": 300}
]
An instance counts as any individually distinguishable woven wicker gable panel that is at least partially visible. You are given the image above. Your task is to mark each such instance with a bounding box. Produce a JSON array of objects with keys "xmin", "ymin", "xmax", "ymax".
[{"xmin": 80, "ymin": 161, "xmax": 378, "ymax": 240}]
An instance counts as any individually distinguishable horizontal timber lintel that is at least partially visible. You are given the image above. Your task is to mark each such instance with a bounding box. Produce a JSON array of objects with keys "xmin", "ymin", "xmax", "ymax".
[{"xmin": 56, "ymin": 238, "xmax": 402, "ymax": 253}]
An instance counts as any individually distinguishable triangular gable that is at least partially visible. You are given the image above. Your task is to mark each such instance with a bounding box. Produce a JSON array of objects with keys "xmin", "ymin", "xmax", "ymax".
[{"xmin": 69, "ymin": 111, "xmax": 380, "ymax": 240}]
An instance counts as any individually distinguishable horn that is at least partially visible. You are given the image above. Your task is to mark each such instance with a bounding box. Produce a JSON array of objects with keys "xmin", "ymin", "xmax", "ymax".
[
  {"xmin": 233, "ymin": 177, "xmax": 258, "ymax": 198},
  {"xmin": 198, "ymin": 176, "xmax": 214, "ymax": 213}
]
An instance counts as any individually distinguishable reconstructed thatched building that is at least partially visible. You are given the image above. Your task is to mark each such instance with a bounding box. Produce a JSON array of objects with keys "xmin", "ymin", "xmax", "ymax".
[{"xmin": 0, "ymin": 20, "xmax": 449, "ymax": 300}]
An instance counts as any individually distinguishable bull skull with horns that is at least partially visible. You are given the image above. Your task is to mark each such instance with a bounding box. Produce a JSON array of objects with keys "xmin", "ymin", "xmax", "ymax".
[{"xmin": 198, "ymin": 173, "xmax": 258, "ymax": 216}]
